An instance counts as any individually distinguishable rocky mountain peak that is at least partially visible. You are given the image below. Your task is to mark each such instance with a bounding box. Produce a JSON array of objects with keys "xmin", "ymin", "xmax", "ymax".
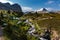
[
  {"xmin": 37, "ymin": 8, "xmax": 48, "ymax": 12},
  {"xmin": 42, "ymin": 8, "xmax": 47, "ymax": 11},
  {"xmin": 0, "ymin": 2, "xmax": 22, "ymax": 12}
]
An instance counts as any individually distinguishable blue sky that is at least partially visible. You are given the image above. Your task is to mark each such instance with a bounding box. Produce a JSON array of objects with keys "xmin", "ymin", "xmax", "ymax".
[{"xmin": 0, "ymin": 0, "xmax": 60, "ymax": 11}]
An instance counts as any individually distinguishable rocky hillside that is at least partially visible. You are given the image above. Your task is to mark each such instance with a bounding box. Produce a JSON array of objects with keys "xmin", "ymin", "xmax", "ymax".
[{"xmin": 0, "ymin": 2, "xmax": 22, "ymax": 12}]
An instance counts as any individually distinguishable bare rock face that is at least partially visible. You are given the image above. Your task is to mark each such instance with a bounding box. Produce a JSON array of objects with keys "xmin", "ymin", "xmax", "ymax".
[
  {"xmin": 11, "ymin": 4, "xmax": 22, "ymax": 12},
  {"xmin": 42, "ymin": 8, "xmax": 47, "ymax": 11},
  {"xmin": 0, "ymin": 2, "xmax": 22, "ymax": 12}
]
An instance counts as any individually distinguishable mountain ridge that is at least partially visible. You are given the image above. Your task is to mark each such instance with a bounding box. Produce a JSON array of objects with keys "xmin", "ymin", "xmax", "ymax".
[{"xmin": 0, "ymin": 2, "xmax": 22, "ymax": 12}]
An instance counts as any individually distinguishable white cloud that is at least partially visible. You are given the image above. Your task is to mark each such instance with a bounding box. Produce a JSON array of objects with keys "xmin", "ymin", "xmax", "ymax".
[
  {"xmin": 46, "ymin": 8, "xmax": 53, "ymax": 11},
  {"xmin": 46, "ymin": 1, "xmax": 54, "ymax": 4},
  {"xmin": 37, "ymin": 8, "xmax": 44, "ymax": 11},
  {"xmin": 22, "ymin": 6, "xmax": 33, "ymax": 12},
  {"xmin": 22, "ymin": 7, "xmax": 53, "ymax": 12},
  {"xmin": 0, "ymin": 0, "xmax": 14, "ymax": 4}
]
